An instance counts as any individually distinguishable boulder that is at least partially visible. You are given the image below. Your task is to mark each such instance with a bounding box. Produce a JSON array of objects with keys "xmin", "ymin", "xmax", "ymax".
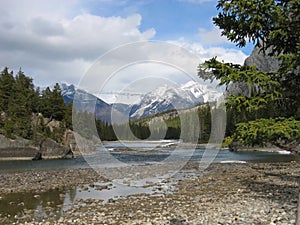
[
  {"xmin": 39, "ymin": 138, "xmax": 73, "ymax": 159},
  {"xmin": 0, "ymin": 134, "xmax": 73, "ymax": 160},
  {"xmin": 63, "ymin": 130, "xmax": 80, "ymax": 157},
  {"xmin": 0, "ymin": 135, "xmax": 38, "ymax": 159}
]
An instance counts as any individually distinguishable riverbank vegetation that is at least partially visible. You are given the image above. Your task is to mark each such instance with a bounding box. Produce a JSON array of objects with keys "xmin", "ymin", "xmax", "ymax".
[{"xmin": 0, "ymin": 68, "xmax": 72, "ymax": 144}]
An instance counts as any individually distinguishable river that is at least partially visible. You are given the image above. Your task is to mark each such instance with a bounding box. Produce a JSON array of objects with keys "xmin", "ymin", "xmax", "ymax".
[
  {"xmin": 0, "ymin": 143, "xmax": 299, "ymax": 171},
  {"xmin": 0, "ymin": 142, "xmax": 299, "ymax": 223}
]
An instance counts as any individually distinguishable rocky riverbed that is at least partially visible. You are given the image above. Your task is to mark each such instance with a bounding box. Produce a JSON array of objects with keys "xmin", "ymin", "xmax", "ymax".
[{"xmin": 0, "ymin": 162, "xmax": 299, "ymax": 224}]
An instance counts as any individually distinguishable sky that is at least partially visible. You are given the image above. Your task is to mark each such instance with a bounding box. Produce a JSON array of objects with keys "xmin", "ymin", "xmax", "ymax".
[{"xmin": 0, "ymin": 0, "xmax": 253, "ymax": 102}]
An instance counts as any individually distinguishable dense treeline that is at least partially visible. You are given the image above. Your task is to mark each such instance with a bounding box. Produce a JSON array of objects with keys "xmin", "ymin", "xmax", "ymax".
[
  {"xmin": 94, "ymin": 104, "xmax": 212, "ymax": 143},
  {"xmin": 0, "ymin": 67, "xmax": 72, "ymax": 142}
]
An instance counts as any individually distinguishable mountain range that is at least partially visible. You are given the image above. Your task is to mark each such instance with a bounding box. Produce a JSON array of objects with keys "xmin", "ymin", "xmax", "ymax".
[
  {"xmin": 129, "ymin": 81, "xmax": 222, "ymax": 119},
  {"xmin": 60, "ymin": 81, "xmax": 222, "ymax": 123}
]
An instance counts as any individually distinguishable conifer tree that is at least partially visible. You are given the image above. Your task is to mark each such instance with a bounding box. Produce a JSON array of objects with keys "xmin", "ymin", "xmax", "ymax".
[{"xmin": 0, "ymin": 67, "xmax": 15, "ymax": 112}]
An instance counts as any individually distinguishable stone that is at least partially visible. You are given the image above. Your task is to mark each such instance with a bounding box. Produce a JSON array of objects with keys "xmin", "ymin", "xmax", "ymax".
[{"xmin": 244, "ymin": 46, "xmax": 280, "ymax": 73}]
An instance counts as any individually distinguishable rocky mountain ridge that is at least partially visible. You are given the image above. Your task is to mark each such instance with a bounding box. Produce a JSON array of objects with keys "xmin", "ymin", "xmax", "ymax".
[
  {"xmin": 128, "ymin": 81, "xmax": 222, "ymax": 119},
  {"xmin": 61, "ymin": 81, "xmax": 222, "ymax": 121}
]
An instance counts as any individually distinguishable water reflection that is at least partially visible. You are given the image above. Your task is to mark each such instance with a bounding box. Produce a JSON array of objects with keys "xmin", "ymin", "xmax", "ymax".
[
  {"xmin": 0, "ymin": 177, "xmax": 174, "ymax": 223},
  {"xmin": 0, "ymin": 188, "xmax": 76, "ymax": 222}
]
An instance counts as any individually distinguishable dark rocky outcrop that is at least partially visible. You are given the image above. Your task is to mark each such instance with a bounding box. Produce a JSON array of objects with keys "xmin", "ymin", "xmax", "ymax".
[
  {"xmin": 0, "ymin": 134, "xmax": 74, "ymax": 160},
  {"xmin": 0, "ymin": 128, "xmax": 100, "ymax": 160},
  {"xmin": 244, "ymin": 46, "xmax": 280, "ymax": 73},
  {"xmin": 226, "ymin": 46, "xmax": 280, "ymax": 98},
  {"xmin": 64, "ymin": 130, "xmax": 80, "ymax": 157},
  {"xmin": 0, "ymin": 135, "xmax": 37, "ymax": 160},
  {"xmin": 62, "ymin": 130, "xmax": 98, "ymax": 157},
  {"xmin": 38, "ymin": 137, "xmax": 73, "ymax": 159}
]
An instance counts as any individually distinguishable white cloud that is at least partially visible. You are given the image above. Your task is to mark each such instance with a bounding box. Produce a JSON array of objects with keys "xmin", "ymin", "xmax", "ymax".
[
  {"xmin": 79, "ymin": 40, "xmax": 247, "ymax": 104},
  {"xmin": 198, "ymin": 27, "xmax": 231, "ymax": 45},
  {"xmin": 169, "ymin": 39, "xmax": 248, "ymax": 65},
  {"xmin": 0, "ymin": 1, "xmax": 155, "ymax": 85},
  {"xmin": 0, "ymin": 0, "xmax": 248, "ymax": 99}
]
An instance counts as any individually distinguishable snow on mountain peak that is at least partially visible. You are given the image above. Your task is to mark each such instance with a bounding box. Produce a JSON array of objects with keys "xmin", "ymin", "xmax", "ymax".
[
  {"xmin": 129, "ymin": 81, "xmax": 223, "ymax": 119},
  {"xmin": 181, "ymin": 80, "xmax": 198, "ymax": 89},
  {"xmin": 181, "ymin": 81, "xmax": 222, "ymax": 102}
]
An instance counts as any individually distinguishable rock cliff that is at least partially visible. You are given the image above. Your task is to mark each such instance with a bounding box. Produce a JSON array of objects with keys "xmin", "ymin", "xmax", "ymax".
[{"xmin": 244, "ymin": 46, "xmax": 280, "ymax": 72}]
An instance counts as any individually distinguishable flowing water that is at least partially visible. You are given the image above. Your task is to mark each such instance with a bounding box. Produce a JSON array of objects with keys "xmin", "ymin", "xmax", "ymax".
[{"xmin": 0, "ymin": 146, "xmax": 298, "ymax": 171}]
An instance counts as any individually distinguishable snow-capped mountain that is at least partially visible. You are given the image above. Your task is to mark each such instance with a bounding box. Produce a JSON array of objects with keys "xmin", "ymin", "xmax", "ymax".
[
  {"xmin": 60, "ymin": 83, "xmax": 76, "ymax": 105},
  {"xmin": 60, "ymin": 83, "xmax": 126, "ymax": 123},
  {"xmin": 40, "ymin": 82, "xmax": 76, "ymax": 105},
  {"xmin": 129, "ymin": 81, "xmax": 222, "ymax": 119},
  {"xmin": 181, "ymin": 81, "xmax": 222, "ymax": 103},
  {"xmin": 59, "ymin": 81, "xmax": 222, "ymax": 122}
]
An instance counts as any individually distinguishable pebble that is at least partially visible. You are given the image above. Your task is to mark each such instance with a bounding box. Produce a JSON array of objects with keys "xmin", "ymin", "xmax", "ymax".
[{"xmin": 0, "ymin": 162, "xmax": 299, "ymax": 225}]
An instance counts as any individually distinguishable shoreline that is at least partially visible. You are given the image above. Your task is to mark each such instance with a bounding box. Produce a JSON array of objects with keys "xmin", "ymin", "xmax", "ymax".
[
  {"xmin": 0, "ymin": 162, "xmax": 299, "ymax": 224},
  {"xmin": 0, "ymin": 140, "xmax": 294, "ymax": 161},
  {"xmin": 0, "ymin": 157, "xmax": 34, "ymax": 161}
]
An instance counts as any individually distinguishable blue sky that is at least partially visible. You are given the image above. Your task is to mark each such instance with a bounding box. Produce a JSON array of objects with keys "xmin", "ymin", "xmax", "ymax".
[
  {"xmin": 86, "ymin": 0, "xmax": 217, "ymax": 39},
  {"xmin": 0, "ymin": 0, "xmax": 252, "ymax": 89},
  {"xmin": 81, "ymin": 0, "xmax": 253, "ymax": 51}
]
